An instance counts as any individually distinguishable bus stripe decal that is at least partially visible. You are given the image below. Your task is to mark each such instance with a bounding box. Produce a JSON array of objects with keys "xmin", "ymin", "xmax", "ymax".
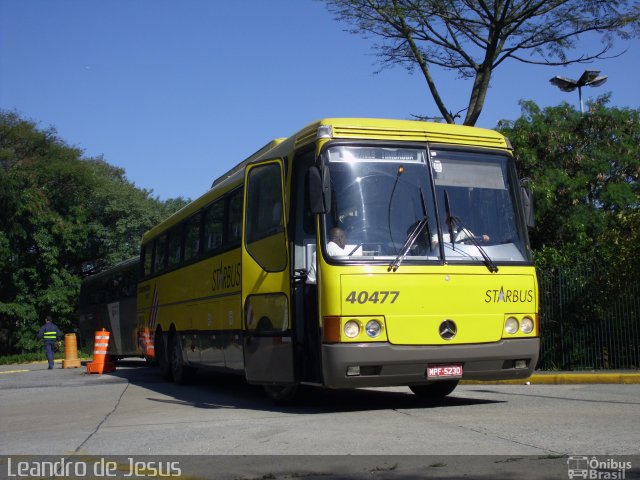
[{"xmin": 149, "ymin": 286, "xmax": 159, "ymax": 331}]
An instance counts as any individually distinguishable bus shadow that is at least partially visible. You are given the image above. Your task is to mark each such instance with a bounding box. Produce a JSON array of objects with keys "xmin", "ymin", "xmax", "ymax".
[{"xmin": 106, "ymin": 361, "xmax": 504, "ymax": 414}]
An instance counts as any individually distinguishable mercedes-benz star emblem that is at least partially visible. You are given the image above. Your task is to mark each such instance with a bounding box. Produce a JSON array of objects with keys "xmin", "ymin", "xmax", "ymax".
[{"xmin": 439, "ymin": 320, "xmax": 457, "ymax": 340}]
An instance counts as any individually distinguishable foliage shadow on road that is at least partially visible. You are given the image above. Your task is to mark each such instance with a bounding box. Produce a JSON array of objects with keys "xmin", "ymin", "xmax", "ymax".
[{"xmin": 107, "ymin": 362, "xmax": 504, "ymax": 414}]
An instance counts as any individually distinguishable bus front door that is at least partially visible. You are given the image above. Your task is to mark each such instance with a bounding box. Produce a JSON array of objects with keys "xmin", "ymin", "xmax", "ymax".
[{"xmin": 241, "ymin": 159, "xmax": 295, "ymax": 385}]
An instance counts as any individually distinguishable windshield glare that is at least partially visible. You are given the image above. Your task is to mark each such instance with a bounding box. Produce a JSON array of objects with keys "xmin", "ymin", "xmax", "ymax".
[{"xmin": 323, "ymin": 145, "xmax": 531, "ymax": 265}]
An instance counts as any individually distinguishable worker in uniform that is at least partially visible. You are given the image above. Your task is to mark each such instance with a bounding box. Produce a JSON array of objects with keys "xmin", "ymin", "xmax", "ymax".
[{"xmin": 37, "ymin": 315, "xmax": 62, "ymax": 369}]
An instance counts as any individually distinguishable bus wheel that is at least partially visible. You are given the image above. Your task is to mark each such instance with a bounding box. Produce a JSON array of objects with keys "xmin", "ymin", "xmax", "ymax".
[
  {"xmin": 156, "ymin": 330, "xmax": 172, "ymax": 381},
  {"xmin": 409, "ymin": 380, "xmax": 459, "ymax": 399},
  {"xmin": 170, "ymin": 334, "xmax": 195, "ymax": 385},
  {"xmin": 263, "ymin": 384, "xmax": 298, "ymax": 403}
]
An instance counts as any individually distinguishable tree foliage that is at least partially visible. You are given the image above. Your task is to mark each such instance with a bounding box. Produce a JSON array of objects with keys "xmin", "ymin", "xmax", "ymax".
[
  {"xmin": 499, "ymin": 100, "xmax": 639, "ymax": 369},
  {"xmin": 0, "ymin": 112, "xmax": 189, "ymax": 354},
  {"xmin": 324, "ymin": 0, "xmax": 639, "ymax": 125},
  {"xmin": 498, "ymin": 98, "xmax": 640, "ymax": 278}
]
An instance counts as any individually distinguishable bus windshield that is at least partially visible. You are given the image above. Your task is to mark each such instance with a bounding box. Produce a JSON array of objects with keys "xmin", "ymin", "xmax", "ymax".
[
  {"xmin": 323, "ymin": 145, "xmax": 531, "ymax": 265},
  {"xmin": 431, "ymin": 149, "xmax": 531, "ymax": 263}
]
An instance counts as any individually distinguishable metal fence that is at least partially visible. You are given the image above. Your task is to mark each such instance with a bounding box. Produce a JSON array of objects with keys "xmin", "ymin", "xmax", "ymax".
[{"xmin": 537, "ymin": 264, "xmax": 640, "ymax": 370}]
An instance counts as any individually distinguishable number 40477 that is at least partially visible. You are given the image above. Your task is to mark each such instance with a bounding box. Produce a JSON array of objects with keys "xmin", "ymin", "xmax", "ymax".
[{"xmin": 345, "ymin": 291, "xmax": 399, "ymax": 304}]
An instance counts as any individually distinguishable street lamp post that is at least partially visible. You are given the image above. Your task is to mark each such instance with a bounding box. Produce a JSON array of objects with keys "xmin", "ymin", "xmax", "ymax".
[{"xmin": 549, "ymin": 70, "xmax": 608, "ymax": 113}]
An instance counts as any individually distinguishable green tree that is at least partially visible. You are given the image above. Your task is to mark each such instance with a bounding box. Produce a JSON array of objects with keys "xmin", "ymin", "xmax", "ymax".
[
  {"xmin": 324, "ymin": 0, "xmax": 639, "ymax": 125},
  {"xmin": 0, "ymin": 112, "xmax": 188, "ymax": 355},
  {"xmin": 80, "ymin": 159, "xmax": 188, "ymax": 274},
  {"xmin": 498, "ymin": 98, "xmax": 640, "ymax": 275},
  {"xmin": 499, "ymin": 100, "xmax": 639, "ymax": 369}
]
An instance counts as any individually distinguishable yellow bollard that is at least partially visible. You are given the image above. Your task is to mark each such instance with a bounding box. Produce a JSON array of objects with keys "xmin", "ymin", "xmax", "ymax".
[{"xmin": 63, "ymin": 333, "xmax": 82, "ymax": 368}]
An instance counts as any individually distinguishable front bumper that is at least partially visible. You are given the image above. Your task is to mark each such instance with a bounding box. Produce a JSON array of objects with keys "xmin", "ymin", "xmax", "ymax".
[{"xmin": 321, "ymin": 338, "xmax": 539, "ymax": 388}]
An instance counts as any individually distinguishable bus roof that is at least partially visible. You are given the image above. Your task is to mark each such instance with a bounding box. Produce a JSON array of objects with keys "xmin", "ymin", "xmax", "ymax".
[{"xmin": 295, "ymin": 118, "xmax": 508, "ymax": 149}]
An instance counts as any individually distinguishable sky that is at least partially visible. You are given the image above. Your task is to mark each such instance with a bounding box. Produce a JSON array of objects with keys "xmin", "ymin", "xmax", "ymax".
[{"xmin": 1, "ymin": 0, "xmax": 639, "ymax": 201}]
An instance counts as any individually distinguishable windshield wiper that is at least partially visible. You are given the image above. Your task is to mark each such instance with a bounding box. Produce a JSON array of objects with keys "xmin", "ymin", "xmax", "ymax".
[
  {"xmin": 444, "ymin": 190, "xmax": 499, "ymax": 273},
  {"xmin": 388, "ymin": 215, "xmax": 429, "ymax": 272},
  {"xmin": 419, "ymin": 187, "xmax": 433, "ymax": 251}
]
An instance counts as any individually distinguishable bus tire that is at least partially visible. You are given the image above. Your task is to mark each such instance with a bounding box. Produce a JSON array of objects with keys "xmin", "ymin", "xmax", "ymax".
[
  {"xmin": 170, "ymin": 333, "xmax": 196, "ymax": 385},
  {"xmin": 263, "ymin": 384, "xmax": 298, "ymax": 403},
  {"xmin": 156, "ymin": 329, "xmax": 172, "ymax": 381},
  {"xmin": 409, "ymin": 380, "xmax": 458, "ymax": 399}
]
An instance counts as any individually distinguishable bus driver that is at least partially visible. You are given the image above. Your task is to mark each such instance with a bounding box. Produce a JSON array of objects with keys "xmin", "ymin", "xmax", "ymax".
[{"xmin": 307, "ymin": 228, "xmax": 348, "ymax": 284}]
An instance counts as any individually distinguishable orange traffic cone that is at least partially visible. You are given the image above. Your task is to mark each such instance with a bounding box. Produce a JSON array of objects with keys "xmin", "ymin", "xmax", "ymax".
[
  {"xmin": 141, "ymin": 329, "xmax": 155, "ymax": 359},
  {"xmin": 86, "ymin": 328, "xmax": 116, "ymax": 374},
  {"xmin": 63, "ymin": 333, "xmax": 81, "ymax": 368}
]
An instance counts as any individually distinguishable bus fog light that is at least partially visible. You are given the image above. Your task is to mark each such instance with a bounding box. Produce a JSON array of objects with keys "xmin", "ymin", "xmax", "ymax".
[
  {"xmin": 521, "ymin": 317, "xmax": 534, "ymax": 334},
  {"xmin": 365, "ymin": 320, "xmax": 382, "ymax": 338},
  {"xmin": 344, "ymin": 320, "xmax": 360, "ymax": 338},
  {"xmin": 346, "ymin": 366, "xmax": 360, "ymax": 376},
  {"xmin": 505, "ymin": 317, "xmax": 519, "ymax": 334}
]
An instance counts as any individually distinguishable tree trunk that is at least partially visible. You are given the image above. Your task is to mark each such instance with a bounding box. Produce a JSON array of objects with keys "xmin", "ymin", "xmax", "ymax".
[{"xmin": 464, "ymin": 66, "xmax": 493, "ymax": 126}]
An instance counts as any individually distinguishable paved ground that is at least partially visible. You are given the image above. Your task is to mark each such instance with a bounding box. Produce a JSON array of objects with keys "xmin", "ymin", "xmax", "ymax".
[{"xmin": 1, "ymin": 360, "xmax": 639, "ymax": 479}]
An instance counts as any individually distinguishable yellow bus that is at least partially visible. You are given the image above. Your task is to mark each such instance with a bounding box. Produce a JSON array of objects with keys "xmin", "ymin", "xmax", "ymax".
[{"xmin": 137, "ymin": 118, "xmax": 539, "ymax": 401}]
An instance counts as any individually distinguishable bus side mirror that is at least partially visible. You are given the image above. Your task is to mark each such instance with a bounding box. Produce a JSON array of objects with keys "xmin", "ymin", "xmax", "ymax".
[
  {"xmin": 521, "ymin": 185, "xmax": 535, "ymax": 228},
  {"xmin": 308, "ymin": 166, "xmax": 331, "ymax": 214}
]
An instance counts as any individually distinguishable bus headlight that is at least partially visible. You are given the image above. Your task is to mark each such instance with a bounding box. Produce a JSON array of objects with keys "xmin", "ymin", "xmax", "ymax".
[
  {"xmin": 505, "ymin": 317, "xmax": 519, "ymax": 335},
  {"xmin": 365, "ymin": 320, "xmax": 382, "ymax": 338},
  {"xmin": 521, "ymin": 317, "xmax": 534, "ymax": 334},
  {"xmin": 344, "ymin": 320, "xmax": 360, "ymax": 339}
]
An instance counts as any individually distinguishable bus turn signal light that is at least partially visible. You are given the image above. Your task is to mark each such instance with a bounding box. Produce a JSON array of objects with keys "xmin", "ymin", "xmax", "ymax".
[{"xmin": 323, "ymin": 317, "xmax": 341, "ymax": 343}]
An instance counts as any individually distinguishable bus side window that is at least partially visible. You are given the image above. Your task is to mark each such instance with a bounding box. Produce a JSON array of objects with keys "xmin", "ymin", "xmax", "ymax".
[
  {"xmin": 108, "ymin": 275, "xmax": 121, "ymax": 303},
  {"xmin": 226, "ymin": 188, "xmax": 243, "ymax": 246},
  {"xmin": 203, "ymin": 200, "xmax": 224, "ymax": 253},
  {"xmin": 121, "ymin": 267, "xmax": 135, "ymax": 297},
  {"xmin": 167, "ymin": 227, "xmax": 182, "ymax": 268},
  {"xmin": 154, "ymin": 234, "xmax": 167, "ymax": 273},
  {"xmin": 141, "ymin": 243, "xmax": 151, "ymax": 277},
  {"xmin": 184, "ymin": 213, "xmax": 201, "ymax": 261},
  {"xmin": 246, "ymin": 165, "xmax": 283, "ymax": 242},
  {"xmin": 245, "ymin": 163, "xmax": 287, "ymax": 272}
]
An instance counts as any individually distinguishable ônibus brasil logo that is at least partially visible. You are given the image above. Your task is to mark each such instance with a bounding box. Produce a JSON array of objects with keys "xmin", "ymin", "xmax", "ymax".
[{"xmin": 567, "ymin": 456, "xmax": 632, "ymax": 479}]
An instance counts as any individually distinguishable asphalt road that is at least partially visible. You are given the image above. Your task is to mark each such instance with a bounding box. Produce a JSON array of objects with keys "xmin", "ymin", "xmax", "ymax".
[{"xmin": 1, "ymin": 360, "xmax": 639, "ymax": 479}]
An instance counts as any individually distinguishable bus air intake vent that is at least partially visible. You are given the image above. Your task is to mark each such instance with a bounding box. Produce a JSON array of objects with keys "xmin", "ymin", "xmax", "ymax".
[{"xmin": 331, "ymin": 125, "xmax": 506, "ymax": 148}]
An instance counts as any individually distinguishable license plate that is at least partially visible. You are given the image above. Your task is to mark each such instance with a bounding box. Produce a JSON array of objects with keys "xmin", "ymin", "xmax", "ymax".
[{"xmin": 427, "ymin": 364, "xmax": 463, "ymax": 379}]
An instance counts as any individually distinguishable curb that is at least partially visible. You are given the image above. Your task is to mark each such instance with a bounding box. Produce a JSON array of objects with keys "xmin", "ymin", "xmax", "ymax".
[{"xmin": 462, "ymin": 373, "xmax": 640, "ymax": 385}]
